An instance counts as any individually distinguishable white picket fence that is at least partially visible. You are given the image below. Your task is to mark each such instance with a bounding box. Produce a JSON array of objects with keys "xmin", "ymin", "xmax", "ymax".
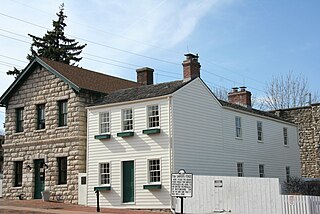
[
  {"xmin": 173, "ymin": 175, "xmax": 320, "ymax": 214},
  {"xmin": 282, "ymin": 195, "xmax": 320, "ymax": 214}
]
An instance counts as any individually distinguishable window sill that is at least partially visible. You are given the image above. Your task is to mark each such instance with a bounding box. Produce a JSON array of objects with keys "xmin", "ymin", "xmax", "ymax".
[
  {"xmin": 142, "ymin": 128, "xmax": 161, "ymax": 135},
  {"xmin": 235, "ymin": 137, "xmax": 243, "ymax": 140},
  {"xmin": 284, "ymin": 145, "xmax": 289, "ymax": 147},
  {"xmin": 257, "ymin": 140, "xmax": 263, "ymax": 143},
  {"xmin": 117, "ymin": 131, "xmax": 134, "ymax": 137},
  {"xmin": 55, "ymin": 184, "xmax": 68, "ymax": 188},
  {"xmin": 12, "ymin": 186, "xmax": 22, "ymax": 189},
  {"xmin": 94, "ymin": 134, "xmax": 111, "ymax": 140},
  {"xmin": 34, "ymin": 129, "xmax": 46, "ymax": 133},
  {"xmin": 56, "ymin": 126, "xmax": 68, "ymax": 130},
  {"xmin": 143, "ymin": 184, "xmax": 162, "ymax": 189},
  {"xmin": 94, "ymin": 186, "xmax": 111, "ymax": 191},
  {"xmin": 13, "ymin": 132, "xmax": 24, "ymax": 136}
]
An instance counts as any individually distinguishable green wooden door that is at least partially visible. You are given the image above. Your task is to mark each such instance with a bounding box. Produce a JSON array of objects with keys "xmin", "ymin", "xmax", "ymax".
[
  {"xmin": 34, "ymin": 159, "xmax": 45, "ymax": 199},
  {"xmin": 122, "ymin": 161, "xmax": 134, "ymax": 203}
]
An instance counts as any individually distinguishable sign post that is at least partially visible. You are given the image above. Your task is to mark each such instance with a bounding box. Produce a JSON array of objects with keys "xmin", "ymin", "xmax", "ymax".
[{"xmin": 171, "ymin": 169, "xmax": 193, "ymax": 214}]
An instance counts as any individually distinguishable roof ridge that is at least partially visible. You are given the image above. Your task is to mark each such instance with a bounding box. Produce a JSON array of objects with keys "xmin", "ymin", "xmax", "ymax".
[{"xmin": 39, "ymin": 57, "xmax": 138, "ymax": 84}]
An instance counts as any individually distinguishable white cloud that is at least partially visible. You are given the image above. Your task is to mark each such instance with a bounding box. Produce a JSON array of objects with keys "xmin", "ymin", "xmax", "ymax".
[{"xmin": 0, "ymin": 0, "xmax": 231, "ymax": 129}]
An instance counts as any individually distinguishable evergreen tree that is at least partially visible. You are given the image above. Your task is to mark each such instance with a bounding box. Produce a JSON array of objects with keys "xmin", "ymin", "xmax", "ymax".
[
  {"xmin": 7, "ymin": 4, "xmax": 86, "ymax": 77},
  {"xmin": 27, "ymin": 4, "xmax": 86, "ymax": 64},
  {"xmin": 6, "ymin": 67, "xmax": 22, "ymax": 78}
]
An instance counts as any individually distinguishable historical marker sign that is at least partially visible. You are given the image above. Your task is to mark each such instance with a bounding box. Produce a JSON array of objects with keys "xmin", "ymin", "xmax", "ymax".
[{"xmin": 171, "ymin": 169, "xmax": 193, "ymax": 197}]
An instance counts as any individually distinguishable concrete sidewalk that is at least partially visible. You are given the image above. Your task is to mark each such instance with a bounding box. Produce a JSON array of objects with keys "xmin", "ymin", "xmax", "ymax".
[{"xmin": 0, "ymin": 199, "xmax": 170, "ymax": 214}]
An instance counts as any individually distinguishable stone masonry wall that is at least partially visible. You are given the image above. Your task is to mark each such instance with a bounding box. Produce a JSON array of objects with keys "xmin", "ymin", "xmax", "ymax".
[
  {"xmin": 3, "ymin": 65, "xmax": 94, "ymax": 203},
  {"xmin": 275, "ymin": 104, "xmax": 320, "ymax": 178}
]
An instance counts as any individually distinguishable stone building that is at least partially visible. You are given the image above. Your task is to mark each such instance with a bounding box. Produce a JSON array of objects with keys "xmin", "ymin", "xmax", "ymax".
[
  {"xmin": 0, "ymin": 134, "xmax": 4, "ymax": 174},
  {"xmin": 0, "ymin": 57, "xmax": 140, "ymax": 203},
  {"xmin": 272, "ymin": 103, "xmax": 320, "ymax": 178}
]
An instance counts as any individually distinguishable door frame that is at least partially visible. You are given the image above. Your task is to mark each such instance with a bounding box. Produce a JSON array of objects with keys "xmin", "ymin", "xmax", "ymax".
[
  {"xmin": 34, "ymin": 159, "xmax": 45, "ymax": 199},
  {"xmin": 121, "ymin": 160, "xmax": 135, "ymax": 204}
]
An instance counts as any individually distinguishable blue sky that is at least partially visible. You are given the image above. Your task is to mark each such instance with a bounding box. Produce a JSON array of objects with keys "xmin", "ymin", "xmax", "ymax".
[{"xmin": 0, "ymin": 0, "xmax": 319, "ymax": 132}]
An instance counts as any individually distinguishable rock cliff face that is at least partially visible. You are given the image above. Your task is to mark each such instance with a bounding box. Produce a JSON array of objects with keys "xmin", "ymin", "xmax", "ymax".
[{"xmin": 273, "ymin": 104, "xmax": 320, "ymax": 178}]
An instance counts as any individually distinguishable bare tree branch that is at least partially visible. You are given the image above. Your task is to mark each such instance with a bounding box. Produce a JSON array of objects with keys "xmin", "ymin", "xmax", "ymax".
[{"xmin": 264, "ymin": 71, "xmax": 319, "ymax": 110}]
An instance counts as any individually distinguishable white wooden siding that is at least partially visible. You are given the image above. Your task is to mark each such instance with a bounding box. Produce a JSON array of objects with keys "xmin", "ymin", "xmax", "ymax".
[
  {"xmin": 87, "ymin": 98, "xmax": 171, "ymax": 208},
  {"xmin": 172, "ymin": 78, "xmax": 301, "ymax": 182}
]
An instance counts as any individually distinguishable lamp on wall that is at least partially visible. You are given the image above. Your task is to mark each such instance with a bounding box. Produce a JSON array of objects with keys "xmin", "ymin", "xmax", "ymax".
[
  {"xmin": 26, "ymin": 165, "xmax": 32, "ymax": 170},
  {"xmin": 44, "ymin": 163, "xmax": 49, "ymax": 169}
]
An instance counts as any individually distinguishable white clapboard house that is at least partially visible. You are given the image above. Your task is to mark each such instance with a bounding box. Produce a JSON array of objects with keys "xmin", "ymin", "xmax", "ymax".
[{"xmin": 85, "ymin": 54, "xmax": 301, "ymax": 209}]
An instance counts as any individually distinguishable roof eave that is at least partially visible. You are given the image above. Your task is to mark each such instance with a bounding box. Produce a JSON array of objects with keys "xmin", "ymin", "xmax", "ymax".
[{"xmin": 0, "ymin": 57, "xmax": 81, "ymax": 106}]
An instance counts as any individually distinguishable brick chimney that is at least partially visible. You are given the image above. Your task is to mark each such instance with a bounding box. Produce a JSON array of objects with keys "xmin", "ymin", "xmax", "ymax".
[
  {"xmin": 182, "ymin": 53, "xmax": 201, "ymax": 82},
  {"xmin": 136, "ymin": 67, "xmax": 154, "ymax": 85},
  {"xmin": 228, "ymin": 86, "xmax": 252, "ymax": 108}
]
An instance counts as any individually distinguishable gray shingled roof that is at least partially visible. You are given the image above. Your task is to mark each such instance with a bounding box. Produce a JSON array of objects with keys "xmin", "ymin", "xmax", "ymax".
[
  {"xmin": 218, "ymin": 99, "xmax": 291, "ymax": 123},
  {"xmin": 92, "ymin": 78, "xmax": 292, "ymax": 124},
  {"xmin": 93, "ymin": 80, "xmax": 188, "ymax": 106}
]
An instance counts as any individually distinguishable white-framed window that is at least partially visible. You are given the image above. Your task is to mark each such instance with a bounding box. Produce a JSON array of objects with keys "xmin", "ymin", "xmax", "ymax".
[
  {"xmin": 283, "ymin": 127, "xmax": 288, "ymax": 145},
  {"xmin": 286, "ymin": 166, "xmax": 290, "ymax": 182},
  {"xmin": 99, "ymin": 163, "xmax": 110, "ymax": 185},
  {"xmin": 122, "ymin": 109, "xmax": 133, "ymax": 131},
  {"xmin": 147, "ymin": 105, "xmax": 160, "ymax": 128},
  {"xmin": 237, "ymin": 162, "xmax": 244, "ymax": 177},
  {"xmin": 257, "ymin": 121, "xmax": 263, "ymax": 141},
  {"xmin": 148, "ymin": 159, "xmax": 161, "ymax": 183},
  {"xmin": 259, "ymin": 164, "xmax": 265, "ymax": 178},
  {"xmin": 235, "ymin": 116, "xmax": 242, "ymax": 138},
  {"xmin": 100, "ymin": 112, "xmax": 110, "ymax": 134}
]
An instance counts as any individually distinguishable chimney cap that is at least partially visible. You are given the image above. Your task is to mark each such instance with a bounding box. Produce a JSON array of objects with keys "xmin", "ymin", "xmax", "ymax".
[
  {"xmin": 232, "ymin": 87, "xmax": 239, "ymax": 92},
  {"xmin": 136, "ymin": 67, "xmax": 154, "ymax": 73},
  {"xmin": 239, "ymin": 86, "xmax": 247, "ymax": 91},
  {"xmin": 184, "ymin": 53, "xmax": 199, "ymax": 60}
]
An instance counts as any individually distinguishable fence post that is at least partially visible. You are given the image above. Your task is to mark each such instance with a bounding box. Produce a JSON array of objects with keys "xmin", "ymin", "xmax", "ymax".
[{"xmin": 95, "ymin": 190, "xmax": 100, "ymax": 212}]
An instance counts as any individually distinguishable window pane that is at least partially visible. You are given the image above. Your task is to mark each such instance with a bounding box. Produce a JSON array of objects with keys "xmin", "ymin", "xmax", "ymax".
[
  {"xmin": 58, "ymin": 157, "xmax": 67, "ymax": 184},
  {"xmin": 100, "ymin": 163, "xmax": 110, "ymax": 185},
  {"xmin": 149, "ymin": 159, "xmax": 160, "ymax": 183},
  {"xmin": 257, "ymin": 121, "xmax": 263, "ymax": 141},
  {"xmin": 235, "ymin": 117, "xmax": 242, "ymax": 138},
  {"xmin": 283, "ymin": 128, "xmax": 288, "ymax": 145},
  {"xmin": 100, "ymin": 112, "xmax": 110, "ymax": 133},
  {"xmin": 16, "ymin": 108, "xmax": 24, "ymax": 132},
  {"xmin": 37, "ymin": 104, "xmax": 45, "ymax": 129},
  {"xmin": 58, "ymin": 100, "xmax": 68, "ymax": 127},
  {"xmin": 286, "ymin": 166, "xmax": 290, "ymax": 182},
  {"xmin": 148, "ymin": 105, "xmax": 159, "ymax": 128},
  {"xmin": 15, "ymin": 161, "xmax": 23, "ymax": 187},
  {"xmin": 122, "ymin": 109, "xmax": 133, "ymax": 131},
  {"xmin": 237, "ymin": 162, "xmax": 243, "ymax": 177},
  {"xmin": 259, "ymin": 164, "xmax": 264, "ymax": 177}
]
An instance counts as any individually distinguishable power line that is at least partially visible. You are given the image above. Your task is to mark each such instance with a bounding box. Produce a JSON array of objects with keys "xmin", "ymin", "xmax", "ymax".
[
  {"xmin": 0, "ymin": 12, "xmax": 181, "ymax": 66},
  {"xmin": 0, "ymin": 54, "xmax": 28, "ymax": 63},
  {"xmin": 2, "ymin": 3, "xmax": 268, "ymax": 90},
  {"xmin": 0, "ymin": 28, "xmax": 259, "ymax": 91},
  {"xmin": 0, "ymin": 33, "xmax": 30, "ymax": 44},
  {"xmin": 8, "ymin": 0, "xmax": 182, "ymax": 56},
  {"xmin": 0, "ymin": 13, "xmax": 266, "ymax": 92}
]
